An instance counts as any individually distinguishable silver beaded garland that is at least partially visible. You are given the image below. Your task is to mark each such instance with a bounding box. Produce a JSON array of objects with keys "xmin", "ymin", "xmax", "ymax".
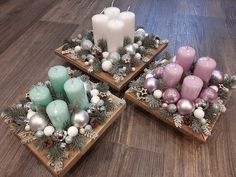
[{"xmin": 72, "ymin": 110, "xmax": 89, "ymax": 128}]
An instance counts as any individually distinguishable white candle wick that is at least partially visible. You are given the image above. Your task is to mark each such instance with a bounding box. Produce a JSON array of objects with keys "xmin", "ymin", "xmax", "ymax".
[
  {"xmin": 100, "ymin": 7, "xmax": 106, "ymax": 14},
  {"xmin": 111, "ymin": 0, "xmax": 115, "ymax": 7},
  {"xmin": 127, "ymin": 6, "xmax": 130, "ymax": 11}
]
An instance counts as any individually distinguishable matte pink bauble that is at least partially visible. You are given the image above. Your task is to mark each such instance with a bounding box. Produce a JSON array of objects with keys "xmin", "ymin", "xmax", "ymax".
[
  {"xmin": 211, "ymin": 70, "xmax": 224, "ymax": 83},
  {"xmin": 177, "ymin": 99, "xmax": 195, "ymax": 115},
  {"xmin": 152, "ymin": 67, "xmax": 164, "ymax": 78},
  {"xmin": 162, "ymin": 88, "xmax": 180, "ymax": 104},
  {"xmin": 144, "ymin": 77, "xmax": 158, "ymax": 92},
  {"xmin": 200, "ymin": 87, "xmax": 218, "ymax": 103}
]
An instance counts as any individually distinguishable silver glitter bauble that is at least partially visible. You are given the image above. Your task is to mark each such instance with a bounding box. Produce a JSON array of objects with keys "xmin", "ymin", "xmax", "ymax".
[
  {"xmin": 29, "ymin": 113, "xmax": 48, "ymax": 131},
  {"xmin": 53, "ymin": 130, "xmax": 67, "ymax": 141},
  {"xmin": 212, "ymin": 103, "xmax": 220, "ymax": 113},
  {"xmin": 122, "ymin": 54, "xmax": 131, "ymax": 63},
  {"xmin": 65, "ymin": 136, "xmax": 73, "ymax": 144},
  {"xmin": 177, "ymin": 99, "xmax": 195, "ymax": 115},
  {"xmin": 85, "ymin": 125, "xmax": 92, "ymax": 132},
  {"xmin": 125, "ymin": 44, "xmax": 136, "ymax": 55},
  {"xmin": 35, "ymin": 130, "xmax": 44, "ymax": 138},
  {"xmin": 134, "ymin": 30, "xmax": 145, "ymax": 40},
  {"xmin": 194, "ymin": 98, "xmax": 209, "ymax": 109},
  {"xmin": 81, "ymin": 39, "xmax": 93, "ymax": 50},
  {"xmin": 109, "ymin": 52, "xmax": 120, "ymax": 63},
  {"xmin": 167, "ymin": 104, "xmax": 177, "ymax": 113},
  {"xmin": 72, "ymin": 110, "xmax": 89, "ymax": 128}
]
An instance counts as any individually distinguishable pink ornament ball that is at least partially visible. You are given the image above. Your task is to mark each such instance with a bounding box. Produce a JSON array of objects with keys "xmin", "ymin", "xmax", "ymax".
[
  {"xmin": 211, "ymin": 70, "xmax": 224, "ymax": 83},
  {"xmin": 200, "ymin": 87, "xmax": 218, "ymax": 103},
  {"xmin": 177, "ymin": 99, "xmax": 195, "ymax": 115},
  {"xmin": 152, "ymin": 67, "xmax": 164, "ymax": 78},
  {"xmin": 162, "ymin": 88, "xmax": 180, "ymax": 104},
  {"xmin": 144, "ymin": 77, "xmax": 158, "ymax": 93}
]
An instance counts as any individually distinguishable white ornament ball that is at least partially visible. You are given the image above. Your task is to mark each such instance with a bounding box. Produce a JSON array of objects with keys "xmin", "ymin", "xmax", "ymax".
[
  {"xmin": 194, "ymin": 108, "xmax": 205, "ymax": 119},
  {"xmin": 91, "ymin": 96, "xmax": 100, "ymax": 104},
  {"xmin": 102, "ymin": 60, "xmax": 113, "ymax": 72},
  {"xmin": 85, "ymin": 125, "xmax": 92, "ymax": 132},
  {"xmin": 102, "ymin": 51, "xmax": 109, "ymax": 59},
  {"xmin": 67, "ymin": 126, "xmax": 78, "ymax": 137},
  {"xmin": 90, "ymin": 89, "xmax": 99, "ymax": 96},
  {"xmin": 65, "ymin": 136, "xmax": 73, "ymax": 144},
  {"xmin": 74, "ymin": 45, "xmax": 82, "ymax": 52},
  {"xmin": 200, "ymin": 118, "xmax": 207, "ymax": 124},
  {"xmin": 25, "ymin": 125, "xmax": 31, "ymax": 131},
  {"xmin": 145, "ymin": 73, "xmax": 154, "ymax": 79},
  {"xmin": 134, "ymin": 53, "xmax": 141, "ymax": 60},
  {"xmin": 84, "ymin": 61, "xmax": 90, "ymax": 66},
  {"xmin": 133, "ymin": 43, "xmax": 139, "ymax": 49},
  {"xmin": 210, "ymin": 85, "xmax": 218, "ymax": 92},
  {"xmin": 27, "ymin": 110, "xmax": 36, "ymax": 119},
  {"xmin": 131, "ymin": 67, "xmax": 136, "ymax": 71},
  {"xmin": 43, "ymin": 126, "xmax": 55, "ymax": 136},
  {"xmin": 80, "ymin": 128, "xmax": 85, "ymax": 135},
  {"xmin": 137, "ymin": 28, "xmax": 145, "ymax": 33},
  {"xmin": 162, "ymin": 103, "xmax": 168, "ymax": 108},
  {"xmin": 137, "ymin": 41, "xmax": 142, "ymax": 46},
  {"xmin": 153, "ymin": 90, "xmax": 162, "ymax": 99}
]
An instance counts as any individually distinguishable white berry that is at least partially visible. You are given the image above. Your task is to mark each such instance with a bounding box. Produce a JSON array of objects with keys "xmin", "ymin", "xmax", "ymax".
[
  {"xmin": 153, "ymin": 90, "xmax": 162, "ymax": 99},
  {"xmin": 67, "ymin": 126, "xmax": 78, "ymax": 137},
  {"xmin": 210, "ymin": 85, "xmax": 218, "ymax": 92},
  {"xmin": 135, "ymin": 53, "xmax": 141, "ymax": 60},
  {"xmin": 131, "ymin": 67, "xmax": 136, "ymax": 71},
  {"xmin": 80, "ymin": 128, "xmax": 85, "ymax": 135},
  {"xmin": 194, "ymin": 108, "xmax": 205, "ymax": 119},
  {"xmin": 44, "ymin": 126, "xmax": 55, "ymax": 136},
  {"xmin": 102, "ymin": 52, "xmax": 109, "ymax": 59},
  {"xmin": 25, "ymin": 125, "xmax": 31, "ymax": 131},
  {"xmin": 74, "ymin": 45, "xmax": 82, "ymax": 52},
  {"xmin": 91, "ymin": 96, "xmax": 100, "ymax": 104},
  {"xmin": 85, "ymin": 125, "xmax": 92, "ymax": 132},
  {"xmin": 84, "ymin": 61, "xmax": 90, "ymax": 66},
  {"xmin": 162, "ymin": 103, "xmax": 168, "ymax": 108},
  {"xmin": 90, "ymin": 89, "xmax": 99, "ymax": 96},
  {"xmin": 145, "ymin": 73, "xmax": 154, "ymax": 79},
  {"xmin": 102, "ymin": 60, "xmax": 113, "ymax": 72}
]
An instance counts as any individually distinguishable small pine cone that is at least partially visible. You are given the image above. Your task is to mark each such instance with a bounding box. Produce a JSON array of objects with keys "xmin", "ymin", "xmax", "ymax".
[
  {"xmin": 43, "ymin": 137, "xmax": 54, "ymax": 148},
  {"xmin": 89, "ymin": 118, "xmax": 98, "ymax": 128}
]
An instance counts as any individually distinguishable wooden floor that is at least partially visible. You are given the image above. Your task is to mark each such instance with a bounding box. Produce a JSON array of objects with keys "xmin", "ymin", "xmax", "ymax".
[{"xmin": 0, "ymin": 0, "xmax": 236, "ymax": 176}]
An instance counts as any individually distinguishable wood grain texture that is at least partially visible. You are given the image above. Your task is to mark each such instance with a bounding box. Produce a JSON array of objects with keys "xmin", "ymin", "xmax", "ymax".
[
  {"xmin": 0, "ymin": 0, "xmax": 236, "ymax": 176},
  {"xmin": 55, "ymin": 44, "xmax": 168, "ymax": 91}
]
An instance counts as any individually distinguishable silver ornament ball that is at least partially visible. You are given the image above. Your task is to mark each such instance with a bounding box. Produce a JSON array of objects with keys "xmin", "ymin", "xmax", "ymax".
[
  {"xmin": 135, "ymin": 30, "xmax": 145, "ymax": 40},
  {"xmin": 72, "ymin": 110, "xmax": 90, "ymax": 128},
  {"xmin": 53, "ymin": 130, "xmax": 67, "ymax": 141},
  {"xmin": 35, "ymin": 130, "xmax": 44, "ymax": 138},
  {"xmin": 125, "ymin": 44, "xmax": 136, "ymax": 55},
  {"xmin": 81, "ymin": 39, "xmax": 93, "ymax": 50},
  {"xmin": 29, "ymin": 113, "xmax": 48, "ymax": 131},
  {"xmin": 65, "ymin": 136, "xmax": 73, "ymax": 144},
  {"xmin": 109, "ymin": 52, "xmax": 120, "ymax": 63},
  {"xmin": 167, "ymin": 104, "xmax": 177, "ymax": 113}
]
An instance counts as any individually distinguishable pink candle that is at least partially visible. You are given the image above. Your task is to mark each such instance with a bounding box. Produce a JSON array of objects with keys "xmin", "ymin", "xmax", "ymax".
[
  {"xmin": 193, "ymin": 57, "xmax": 216, "ymax": 83},
  {"xmin": 181, "ymin": 75, "xmax": 203, "ymax": 101},
  {"xmin": 163, "ymin": 63, "xmax": 183, "ymax": 88},
  {"xmin": 175, "ymin": 46, "xmax": 196, "ymax": 71}
]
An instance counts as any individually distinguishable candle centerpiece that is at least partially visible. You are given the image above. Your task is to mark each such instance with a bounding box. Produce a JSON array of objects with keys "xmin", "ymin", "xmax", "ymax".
[
  {"xmin": 126, "ymin": 50, "xmax": 236, "ymax": 142},
  {"xmin": 2, "ymin": 66, "xmax": 126, "ymax": 175},
  {"xmin": 55, "ymin": 6, "xmax": 168, "ymax": 91}
]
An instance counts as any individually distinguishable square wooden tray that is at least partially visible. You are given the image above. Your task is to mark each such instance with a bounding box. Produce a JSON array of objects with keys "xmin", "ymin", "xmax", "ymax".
[
  {"xmin": 125, "ymin": 88, "xmax": 232, "ymax": 142},
  {"xmin": 1, "ymin": 95, "xmax": 126, "ymax": 177},
  {"xmin": 55, "ymin": 43, "xmax": 168, "ymax": 92}
]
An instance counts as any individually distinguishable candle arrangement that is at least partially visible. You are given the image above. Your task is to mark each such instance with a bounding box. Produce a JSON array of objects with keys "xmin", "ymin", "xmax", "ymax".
[
  {"xmin": 1, "ymin": 66, "xmax": 126, "ymax": 174},
  {"xmin": 126, "ymin": 50, "xmax": 236, "ymax": 141},
  {"xmin": 55, "ymin": 6, "xmax": 168, "ymax": 91}
]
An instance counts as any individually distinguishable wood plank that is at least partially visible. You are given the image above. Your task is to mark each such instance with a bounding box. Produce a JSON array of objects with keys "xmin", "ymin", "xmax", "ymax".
[
  {"xmin": 125, "ymin": 88, "xmax": 233, "ymax": 142},
  {"xmin": 1, "ymin": 96, "xmax": 126, "ymax": 177},
  {"xmin": 55, "ymin": 43, "xmax": 167, "ymax": 91},
  {"xmin": 0, "ymin": 0, "xmax": 56, "ymax": 54}
]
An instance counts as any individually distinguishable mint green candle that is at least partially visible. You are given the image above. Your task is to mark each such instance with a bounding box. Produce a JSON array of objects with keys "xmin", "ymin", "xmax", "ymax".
[
  {"xmin": 46, "ymin": 100, "xmax": 70, "ymax": 130},
  {"xmin": 48, "ymin": 65, "xmax": 69, "ymax": 96},
  {"xmin": 29, "ymin": 85, "xmax": 53, "ymax": 109},
  {"xmin": 64, "ymin": 78, "xmax": 89, "ymax": 110}
]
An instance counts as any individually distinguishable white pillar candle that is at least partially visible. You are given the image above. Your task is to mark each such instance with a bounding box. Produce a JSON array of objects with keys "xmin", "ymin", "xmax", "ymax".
[
  {"xmin": 119, "ymin": 11, "xmax": 135, "ymax": 42},
  {"xmin": 104, "ymin": 7, "xmax": 120, "ymax": 19},
  {"xmin": 106, "ymin": 19, "xmax": 124, "ymax": 52},
  {"xmin": 92, "ymin": 14, "xmax": 109, "ymax": 45}
]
